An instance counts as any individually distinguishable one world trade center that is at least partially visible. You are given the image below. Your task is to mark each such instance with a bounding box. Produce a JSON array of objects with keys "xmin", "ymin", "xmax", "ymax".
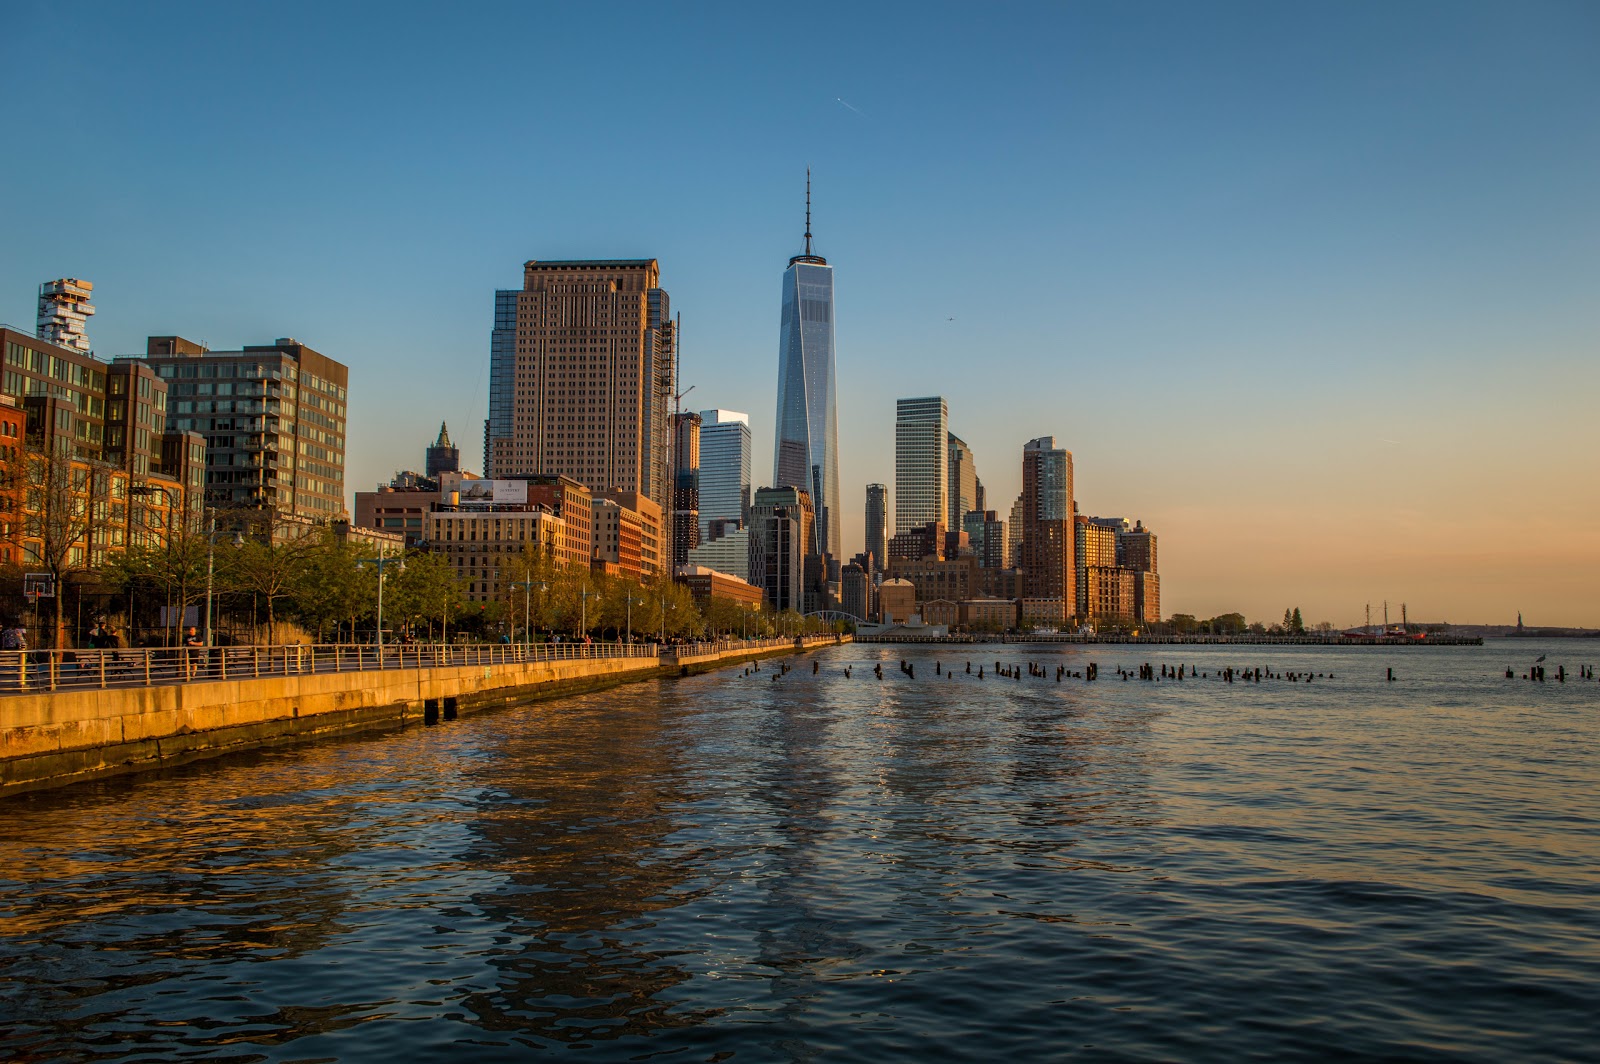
[{"xmin": 774, "ymin": 171, "xmax": 840, "ymax": 561}]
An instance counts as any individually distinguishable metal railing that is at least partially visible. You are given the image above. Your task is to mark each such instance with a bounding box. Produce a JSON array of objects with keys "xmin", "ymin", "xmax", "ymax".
[{"xmin": 0, "ymin": 640, "xmax": 659, "ymax": 695}]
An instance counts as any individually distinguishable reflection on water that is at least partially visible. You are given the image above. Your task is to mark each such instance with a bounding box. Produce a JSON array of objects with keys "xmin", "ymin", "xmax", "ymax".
[
  {"xmin": 456, "ymin": 697, "xmax": 712, "ymax": 1044},
  {"xmin": 1, "ymin": 640, "xmax": 1597, "ymax": 1061}
]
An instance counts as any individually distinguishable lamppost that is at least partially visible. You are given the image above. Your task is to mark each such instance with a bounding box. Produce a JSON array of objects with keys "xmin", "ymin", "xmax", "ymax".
[
  {"xmin": 510, "ymin": 579, "xmax": 537, "ymax": 651},
  {"xmin": 357, "ymin": 553, "xmax": 405, "ymax": 649},
  {"xmin": 624, "ymin": 591, "xmax": 639, "ymax": 643},
  {"xmin": 203, "ymin": 514, "xmax": 244, "ymax": 648},
  {"xmin": 659, "ymin": 598, "xmax": 676, "ymax": 642},
  {"xmin": 579, "ymin": 586, "xmax": 591, "ymax": 639},
  {"xmin": 130, "ymin": 483, "xmax": 177, "ymax": 645}
]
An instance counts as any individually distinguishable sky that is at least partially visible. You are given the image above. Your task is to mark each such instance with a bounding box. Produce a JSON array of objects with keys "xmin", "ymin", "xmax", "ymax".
[{"xmin": 1, "ymin": 2, "xmax": 1596, "ymax": 626}]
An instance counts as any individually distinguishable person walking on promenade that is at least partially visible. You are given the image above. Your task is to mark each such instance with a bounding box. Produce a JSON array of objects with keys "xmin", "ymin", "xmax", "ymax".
[{"xmin": 2, "ymin": 620, "xmax": 26, "ymax": 690}]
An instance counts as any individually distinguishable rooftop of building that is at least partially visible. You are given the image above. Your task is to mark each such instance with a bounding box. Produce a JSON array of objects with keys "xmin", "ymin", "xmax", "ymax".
[
  {"xmin": 522, "ymin": 259, "xmax": 658, "ymax": 269},
  {"xmin": 0, "ymin": 324, "xmax": 109, "ymax": 363}
]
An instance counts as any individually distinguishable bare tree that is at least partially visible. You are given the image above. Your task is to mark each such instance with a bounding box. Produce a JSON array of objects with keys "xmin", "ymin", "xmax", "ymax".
[{"xmin": 21, "ymin": 447, "xmax": 114, "ymax": 646}]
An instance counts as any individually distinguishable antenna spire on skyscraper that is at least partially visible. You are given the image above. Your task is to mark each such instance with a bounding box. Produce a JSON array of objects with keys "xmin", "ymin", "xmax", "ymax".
[{"xmin": 804, "ymin": 168, "xmax": 813, "ymax": 257}]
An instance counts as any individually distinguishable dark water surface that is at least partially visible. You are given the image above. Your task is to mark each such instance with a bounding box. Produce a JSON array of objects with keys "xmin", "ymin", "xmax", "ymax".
[{"xmin": 2, "ymin": 639, "xmax": 1597, "ymax": 1061}]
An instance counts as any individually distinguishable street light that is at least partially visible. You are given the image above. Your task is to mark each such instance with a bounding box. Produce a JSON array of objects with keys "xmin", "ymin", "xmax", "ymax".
[
  {"xmin": 509, "ymin": 579, "xmax": 538, "ymax": 651},
  {"xmin": 357, "ymin": 553, "xmax": 405, "ymax": 649},
  {"xmin": 203, "ymin": 514, "xmax": 245, "ymax": 648},
  {"xmin": 624, "ymin": 591, "xmax": 640, "ymax": 643},
  {"xmin": 579, "ymin": 586, "xmax": 591, "ymax": 639}
]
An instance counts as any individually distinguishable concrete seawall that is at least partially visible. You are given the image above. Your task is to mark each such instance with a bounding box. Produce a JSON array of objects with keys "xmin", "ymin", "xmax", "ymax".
[{"xmin": 1, "ymin": 636, "xmax": 847, "ymax": 797}]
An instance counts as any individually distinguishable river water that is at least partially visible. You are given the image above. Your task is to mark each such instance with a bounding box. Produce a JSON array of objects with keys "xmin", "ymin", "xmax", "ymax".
[{"xmin": 1, "ymin": 639, "xmax": 1596, "ymax": 1062}]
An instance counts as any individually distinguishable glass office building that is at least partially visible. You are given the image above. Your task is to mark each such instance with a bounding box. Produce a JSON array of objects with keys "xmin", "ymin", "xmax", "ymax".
[
  {"xmin": 698, "ymin": 409, "xmax": 751, "ymax": 539},
  {"xmin": 773, "ymin": 177, "xmax": 841, "ymax": 560}
]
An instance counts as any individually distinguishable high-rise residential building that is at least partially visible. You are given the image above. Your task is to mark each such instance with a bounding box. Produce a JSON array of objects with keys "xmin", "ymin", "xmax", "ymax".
[
  {"xmin": 425, "ymin": 422, "xmax": 459, "ymax": 480},
  {"xmin": 947, "ymin": 432, "xmax": 978, "ymax": 533},
  {"xmin": 697, "ymin": 409, "xmax": 751, "ymax": 540},
  {"xmin": 865, "ymin": 483, "xmax": 888, "ymax": 573},
  {"xmin": 1021, "ymin": 436, "xmax": 1075, "ymax": 620},
  {"xmin": 895, "ymin": 396, "xmax": 947, "ymax": 535},
  {"xmin": 484, "ymin": 259, "xmax": 676, "ymax": 512},
  {"xmin": 1118, "ymin": 520, "xmax": 1157, "ymax": 573},
  {"xmin": 773, "ymin": 173, "xmax": 841, "ymax": 560},
  {"xmin": 37, "ymin": 279, "xmax": 95, "ymax": 354},
  {"xmin": 1082, "ymin": 565, "xmax": 1137, "ymax": 625},
  {"xmin": 1007, "ymin": 493, "xmax": 1025, "ymax": 567},
  {"xmin": 748, "ymin": 485, "xmax": 814, "ymax": 613},
  {"xmin": 146, "ymin": 336, "xmax": 348, "ymax": 522},
  {"xmin": 1135, "ymin": 572, "xmax": 1160, "ymax": 625},
  {"xmin": 840, "ymin": 561, "xmax": 871, "ymax": 622},
  {"xmin": 888, "ymin": 520, "xmax": 945, "ymax": 564},
  {"xmin": 964, "ymin": 509, "xmax": 1007, "ymax": 569},
  {"xmin": 1075, "ymin": 515, "xmax": 1119, "ymax": 620},
  {"xmin": 1116, "ymin": 519, "xmax": 1159, "ymax": 625},
  {"xmin": 672, "ymin": 411, "xmax": 700, "ymax": 567}
]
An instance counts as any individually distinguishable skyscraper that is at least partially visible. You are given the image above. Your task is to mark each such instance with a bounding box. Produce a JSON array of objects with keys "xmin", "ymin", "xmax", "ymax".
[
  {"xmin": 425, "ymin": 422, "xmax": 459, "ymax": 480},
  {"xmin": 698, "ymin": 409, "xmax": 751, "ymax": 538},
  {"xmin": 484, "ymin": 259, "xmax": 675, "ymax": 509},
  {"xmin": 947, "ymin": 431, "xmax": 978, "ymax": 533},
  {"xmin": 895, "ymin": 396, "xmax": 948, "ymax": 534},
  {"xmin": 748, "ymin": 485, "xmax": 815, "ymax": 613},
  {"xmin": 773, "ymin": 173, "xmax": 840, "ymax": 560},
  {"xmin": 865, "ymin": 482, "xmax": 888, "ymax": 573},
  {"xmin": 672, "ymin": 411, "xmax": 701, "ymax": 567},
  {"xmin": 1021, "ymin": 436, "xmax": 1075, "ymax": 619}
]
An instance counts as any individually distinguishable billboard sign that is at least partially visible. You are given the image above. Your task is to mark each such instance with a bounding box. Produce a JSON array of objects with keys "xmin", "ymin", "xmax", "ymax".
[{"xmin": 457, "ymin": 479, "xmax": 528, "ymax": 505}]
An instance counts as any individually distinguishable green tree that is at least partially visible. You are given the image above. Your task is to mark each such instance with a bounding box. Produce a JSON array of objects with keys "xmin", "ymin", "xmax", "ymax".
[
  {"xmin": 387, "ymin": 551, "xmax": 464, "ymax": 641},
  {"xmin": 498, "ymin": 544, "xmax": 560, "ymax": 639},
  {"xmin": 1290, "ymin": 607, "xmax": 1304, "ymax": 633},
  {"xmin": 291, "ymin": 534, "xmax": 375, "ymax": 642},
  {"xmin": 101, "ymin": 533, "xmax": 212, "ymax": 645},
  {"xmin": 701, "ymin": 595, "xmax": 758, "ymax": 638},
  {"xmin": 227, "ymin": 515, "xmax": 321, "ymax": 644},
  {"xmin": 1210, "ymin": 612, "xmax": 1247, "ymax": 634}
]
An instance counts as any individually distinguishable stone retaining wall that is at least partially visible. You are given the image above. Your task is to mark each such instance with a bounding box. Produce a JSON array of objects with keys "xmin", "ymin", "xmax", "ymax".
[{"xmin": 1, "ymin": 636, "xmax": 850, "ymax": 797}]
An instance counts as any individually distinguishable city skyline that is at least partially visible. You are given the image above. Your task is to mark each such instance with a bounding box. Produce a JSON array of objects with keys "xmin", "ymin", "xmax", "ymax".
[{"xmin": 1, "ymin": 4, "xmax": 1595, "ymax": 625}]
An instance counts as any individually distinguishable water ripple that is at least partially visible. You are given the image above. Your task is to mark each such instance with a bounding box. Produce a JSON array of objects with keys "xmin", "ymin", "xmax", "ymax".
[{"xmin": 1, "ymin": 640, "xmax": 1597, "ymax": 1061}]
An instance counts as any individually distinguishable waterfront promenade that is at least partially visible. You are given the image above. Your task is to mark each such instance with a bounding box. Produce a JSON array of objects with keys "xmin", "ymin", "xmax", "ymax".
[{"xmin": 0, "ymin": 635, "xmax": 845, "ymax": 796}]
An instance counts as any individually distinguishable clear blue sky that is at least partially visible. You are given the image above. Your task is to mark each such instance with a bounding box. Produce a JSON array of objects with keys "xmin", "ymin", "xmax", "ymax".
[{"xmin": 2, "ymin": 2, "xmax": 1596, "ymax": 624}]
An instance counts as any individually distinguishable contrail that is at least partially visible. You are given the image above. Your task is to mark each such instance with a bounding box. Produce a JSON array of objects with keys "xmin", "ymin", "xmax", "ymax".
[{"xmin": 836, "ymin": 97, "xmax": 868, "ymax": 118}]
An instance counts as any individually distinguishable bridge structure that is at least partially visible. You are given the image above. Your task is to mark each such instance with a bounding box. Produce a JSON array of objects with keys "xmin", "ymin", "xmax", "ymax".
[{"xmin": 805, "ymin": 610, "xmax": 864, "ymax": 625}]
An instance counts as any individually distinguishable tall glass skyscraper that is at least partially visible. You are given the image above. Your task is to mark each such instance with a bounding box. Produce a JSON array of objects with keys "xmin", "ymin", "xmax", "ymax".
[
  {"xmin": 773, "ymin": 173, "xmax": 840, "ymax": 560},
  {"xmin": 895, "ymin": 396, "xmax": 949, "ymax": 534},
  {"xmin": 698, "ymin": 409, "xmax": 751, "ymax": 539}
]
